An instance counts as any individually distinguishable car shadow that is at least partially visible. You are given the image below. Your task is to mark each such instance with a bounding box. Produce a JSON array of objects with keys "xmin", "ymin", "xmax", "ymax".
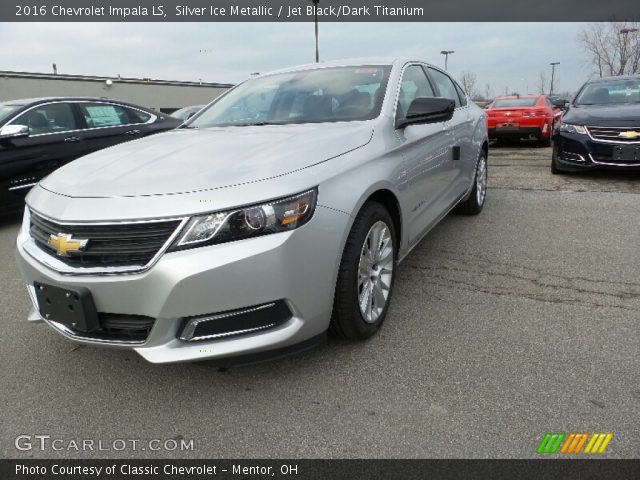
[
  {"xmin": 490, "ymin": 138, "xmax": 548, "ymax": 149},
  {"xmin": 558, "ymin": 169, "xmax": 640, "ymax": 182}
]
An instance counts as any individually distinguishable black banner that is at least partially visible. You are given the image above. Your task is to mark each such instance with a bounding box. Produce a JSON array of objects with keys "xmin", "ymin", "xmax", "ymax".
[
  {"xmin": 3, "ymin": 0, "xmax": 640, "ymax": 22},
  {"xmin": 2, "ymin": 459, "xmax": 640, "ymax": 479}
]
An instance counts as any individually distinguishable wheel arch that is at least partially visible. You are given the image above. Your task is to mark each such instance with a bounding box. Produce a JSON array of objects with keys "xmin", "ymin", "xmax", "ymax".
[{"xmin": 363, "ymin": 189, "xmax": 403, "ymax": 249}]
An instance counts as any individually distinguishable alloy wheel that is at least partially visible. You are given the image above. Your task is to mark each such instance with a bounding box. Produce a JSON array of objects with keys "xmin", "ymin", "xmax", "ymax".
[
  {"xmin": 476, "ymin": 156, "xmax": 487, "ymax": 207},
  {"xmin": 357, "ymin": 221, "xmax": 394, "ymax": 323}
]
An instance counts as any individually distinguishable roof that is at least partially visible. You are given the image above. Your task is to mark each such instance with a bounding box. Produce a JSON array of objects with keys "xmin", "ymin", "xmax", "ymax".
[
  {"xmin": 0, "ymin": 70, "xmax": 234, "ymax": 88},
  {"xmin": 264, "ymin": 57, "xmax": 430, "ymax": 76},
  {"xmin": 0, "ymin": 97, "xmax": 158, "ymax": 109},
  {"xmin": 492, "ymin": 95, "xmax": 543, "ymax": 101},
  {"xmin": 588, "ymin": 75, "xmax": 640, "ymax": 83}
]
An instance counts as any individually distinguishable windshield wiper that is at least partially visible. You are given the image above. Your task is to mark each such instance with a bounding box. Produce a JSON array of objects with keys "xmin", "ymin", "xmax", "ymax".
[
  {"xmin": 228, "ymin": 122, "xmax": 281, "ymax": 127},
  {"xmin": 178, "ymin": 124, "xmax": 198, "ymax": 129}
]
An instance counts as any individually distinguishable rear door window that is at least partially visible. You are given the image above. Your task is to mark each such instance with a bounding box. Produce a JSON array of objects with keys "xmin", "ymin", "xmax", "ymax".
[{"xmin": 78, "ymin": 103, "xmax": 151, "ymax": 128}]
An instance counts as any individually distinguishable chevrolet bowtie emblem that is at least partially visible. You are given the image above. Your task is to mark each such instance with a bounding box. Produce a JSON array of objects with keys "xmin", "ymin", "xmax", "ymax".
[
  {"xmin": 47, "ymin": 233, "xmax": 88, "ymax": 257},
  {"xmin": 619, "ymin": 130, "xmax": 640, "ymax": 139}
]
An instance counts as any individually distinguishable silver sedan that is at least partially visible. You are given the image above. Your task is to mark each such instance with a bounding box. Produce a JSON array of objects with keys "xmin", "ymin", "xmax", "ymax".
[{"xmin": 15, "ymin": 58, "xmax": 488, "ymax": 364}]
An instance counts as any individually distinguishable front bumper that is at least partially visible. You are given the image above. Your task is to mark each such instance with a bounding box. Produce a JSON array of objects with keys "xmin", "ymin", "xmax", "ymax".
[
  {"xmin": 554, "ymin": 132, "xmax": 640, "ymax": 171},
  {"xmin": 15, "ymin": 205, "xmax": 351, "ymax": 363}
]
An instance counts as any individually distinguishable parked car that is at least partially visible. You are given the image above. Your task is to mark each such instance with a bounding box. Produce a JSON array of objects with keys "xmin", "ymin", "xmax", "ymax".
[
  {"xmin": 551, "ymin": 75, "xmax": 640, "ymax": 173},
  {"xmin": 170, "ymin": 105, "xmax": 204, "ymax": 121},
  {"xmin": 15, "ymin": 59, "xmax": 488, "ymax": 365},
  {"xmin": 0, "ymin": 97, "xmax": 181, "ymax": 210},
  {"xmin": 485, "ymin": 94, "xmax": 560, "ymax": 146}
]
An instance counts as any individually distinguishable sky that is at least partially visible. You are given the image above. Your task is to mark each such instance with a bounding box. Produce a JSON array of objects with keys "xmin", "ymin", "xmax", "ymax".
[{"xmin": 0, "ymin": 22, "xmax": 595, "ymax": 96}]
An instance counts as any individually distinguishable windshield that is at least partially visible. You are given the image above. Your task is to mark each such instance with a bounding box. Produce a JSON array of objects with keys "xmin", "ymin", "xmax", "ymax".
[
  {"xmin": 188, "ymin": 65, "xmax": 391, "ymax": 127},
  {"xmin": 0, "ymin": 104, "xmax": 23, "ymax": 123},
  {"xmin": 492, "ymin": 98, "xmax": 538, "ymax": 108},
  {"xmin": 575, "ymin": 79, "xmax": 640, "ymax": 105}
]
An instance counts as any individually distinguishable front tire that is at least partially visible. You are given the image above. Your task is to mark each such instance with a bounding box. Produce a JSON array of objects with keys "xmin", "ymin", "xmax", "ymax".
[
  {"xmin": 329, "ymin": 202, "xmax": 397, "ymax": 340},
  {"xmin": 457, "ymin": 150, "xmax": 487, "ymax": 215}
]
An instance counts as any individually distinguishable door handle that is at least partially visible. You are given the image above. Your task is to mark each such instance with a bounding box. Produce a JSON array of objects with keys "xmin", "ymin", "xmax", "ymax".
[
  {"xmin": 64, "ymin": 136, "xmax": 81, "ymax": 143},
  {"xmin": 126, "ymin": 129, "xmax": 141, "ymax": 136}
]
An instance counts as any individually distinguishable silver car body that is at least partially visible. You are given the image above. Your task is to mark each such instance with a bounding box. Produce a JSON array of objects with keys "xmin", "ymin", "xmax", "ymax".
[{"xmin": 14, "ymin": 58, "xmax": 488, "ymax": 363}]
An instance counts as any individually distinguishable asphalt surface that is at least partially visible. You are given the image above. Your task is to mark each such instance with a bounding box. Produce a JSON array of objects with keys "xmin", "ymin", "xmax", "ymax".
[{"xmin": 1, "ymin": 143, "xmax": 639, "ymax": 459}]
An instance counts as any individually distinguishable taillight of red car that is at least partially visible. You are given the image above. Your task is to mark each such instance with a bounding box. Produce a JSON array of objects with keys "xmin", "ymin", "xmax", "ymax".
[{"xmin": 521, "ymin": 108, "xmax": 546, "ymax": 117}]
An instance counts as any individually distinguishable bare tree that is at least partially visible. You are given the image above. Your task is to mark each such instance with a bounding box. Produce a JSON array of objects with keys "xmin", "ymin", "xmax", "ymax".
[
  {"xmin": 537, "ymin": 71, "xmax": 547, "ymax": 94},
  {"xmin": 459, "ymin": 70, "xmax": 479, "ymax": 99},
  {"xmin": 484, "ymin": 83, "xmax": 494, "ymax": 101},
  {"xmin": 578, "ymin": 22, "xmax": 640, "ymax": 77}
]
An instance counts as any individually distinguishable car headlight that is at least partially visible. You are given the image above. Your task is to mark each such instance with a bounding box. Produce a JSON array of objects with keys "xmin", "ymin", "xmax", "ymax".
[
  {"xmin": 559, "ymin": 122, "xmax": 587, "ymax": 135},
  {"xmin": 169, "ymin": 188, "xmax": 317, "ymax": 251}
]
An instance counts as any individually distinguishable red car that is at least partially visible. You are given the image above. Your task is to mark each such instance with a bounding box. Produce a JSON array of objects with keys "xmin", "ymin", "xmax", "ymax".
[{"xmin": 485, "ymin": 95, "xmax": 562, "ymax": 146}]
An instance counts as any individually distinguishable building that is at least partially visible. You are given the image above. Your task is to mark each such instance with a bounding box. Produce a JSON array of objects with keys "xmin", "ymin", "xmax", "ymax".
[{"xmin": 0, "ymin": 71, "xmax": 234, "ymax": 113}]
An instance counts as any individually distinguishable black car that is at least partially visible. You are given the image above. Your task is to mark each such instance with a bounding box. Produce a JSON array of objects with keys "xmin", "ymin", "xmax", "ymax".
[
  {"xmin": 170, "ymin": 104, "xmax": 204, "ymax": 121},
  {"xmin": 0, "ymin": 97, "xmax": 181, "ymax": 210},
  {"xmin": 551, "ymin": 75, "xmax": 640, "ymax": 174}
]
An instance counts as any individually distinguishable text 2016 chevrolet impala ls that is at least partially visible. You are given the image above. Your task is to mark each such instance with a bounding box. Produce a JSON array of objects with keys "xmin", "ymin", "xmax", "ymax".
[{"xmin": 15, "ymin": 59, "xmax": 488, "ymax": 364}]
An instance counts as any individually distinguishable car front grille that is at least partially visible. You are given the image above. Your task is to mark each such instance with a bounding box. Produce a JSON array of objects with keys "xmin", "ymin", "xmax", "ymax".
[
  {"xmin": 587, "ymin": 126, "xmax": 640, "ymax": 144},
  {"xmin": 30, "ymin": 211, "xmax": 182, "ymax": 269}
]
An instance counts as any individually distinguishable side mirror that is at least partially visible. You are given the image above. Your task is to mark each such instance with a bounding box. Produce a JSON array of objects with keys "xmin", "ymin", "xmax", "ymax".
[
  {"xmin": 551, "ymin": 98, "xmax": 567, "ymax": 108},
  {"xmin": 0, "ymin": 124, "xmax": 29, "ymax": 140},
  {"xmin": 396, "ymin": 97, "xmax": 455, "ymax": 129}
]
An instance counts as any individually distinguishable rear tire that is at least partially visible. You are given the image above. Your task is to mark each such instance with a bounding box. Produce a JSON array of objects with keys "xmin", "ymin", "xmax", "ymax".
[
  {"xmin": 539, "ymin": 124, "xmax": 552, "ymax": 147},
  {"xmin": 329, "ymin": 202, "xmax": 397, "ymax": 340},
  {"xmin": 551, "ymin": 144, "xmax": 562, "ymax": 174},
  {"xmin": 457, "ymin": 150, "xmax": 487, "ymax": 215}
]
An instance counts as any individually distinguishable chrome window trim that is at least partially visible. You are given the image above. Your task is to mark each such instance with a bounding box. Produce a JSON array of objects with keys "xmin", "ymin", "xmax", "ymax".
[
  {"xmin": 4, "ymin": 100, "xmax": 157, "ymax": 138},
  {"xmin": 180, "ymin": 302, "xmax": 277, "ymax": 341},
  {"xmin": 8, "ymin": 182, "xmax": 37, "ymax": 191},
  {"xmin": 23, "ymin": 208, "xmax": 189, "ymax": 276}
]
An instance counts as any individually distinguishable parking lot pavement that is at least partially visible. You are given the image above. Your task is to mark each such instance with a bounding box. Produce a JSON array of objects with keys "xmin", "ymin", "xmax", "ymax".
[{"xmin": 1, "ymin": 145, "xmax": 639, "ymax": 459}]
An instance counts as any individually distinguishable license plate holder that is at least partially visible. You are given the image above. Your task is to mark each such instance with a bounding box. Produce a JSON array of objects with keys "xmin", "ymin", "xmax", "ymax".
[
  {"xmin": 34, "ymin": 282, "xmax": 100, "ymax": 332},
  {"xmin": 613, "ymin": 145, "xmax": 639, "ymax": 161},
  {"xmin": 497, "ymin": 122, "xmax": 519, "ymax": 128}
]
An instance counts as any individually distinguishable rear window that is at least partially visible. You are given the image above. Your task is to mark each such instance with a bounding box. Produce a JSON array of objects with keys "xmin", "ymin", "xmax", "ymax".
[{"xmin": 492, "ymin": 98, "xmax": 538, "ymax": 108}]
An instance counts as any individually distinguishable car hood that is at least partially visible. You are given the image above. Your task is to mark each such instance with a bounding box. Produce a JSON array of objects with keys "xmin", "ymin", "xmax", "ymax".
[
  {"xmin": 563, "ymin": 103, "xmax": 640, "ymax": 127},
  {"xmin": 40, "ymin": 122, "xmax": 374, "ymax": 198}
]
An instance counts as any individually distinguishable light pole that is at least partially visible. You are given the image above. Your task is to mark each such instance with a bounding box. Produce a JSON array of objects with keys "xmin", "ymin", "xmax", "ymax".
[
  {"xmin": 549, "ymin": 62, "xmax": 559, "ymax": 95},
  {"xmin": 619, "ymin": 27, "xmax": 638, "ymax": 76},
  {"xmin": 310, "ymin": 0, "xmax": 320, "ymax": 63},
  {"xmin": 440, "ymin": 50, "xmax": 454, "ymax": 71}
]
